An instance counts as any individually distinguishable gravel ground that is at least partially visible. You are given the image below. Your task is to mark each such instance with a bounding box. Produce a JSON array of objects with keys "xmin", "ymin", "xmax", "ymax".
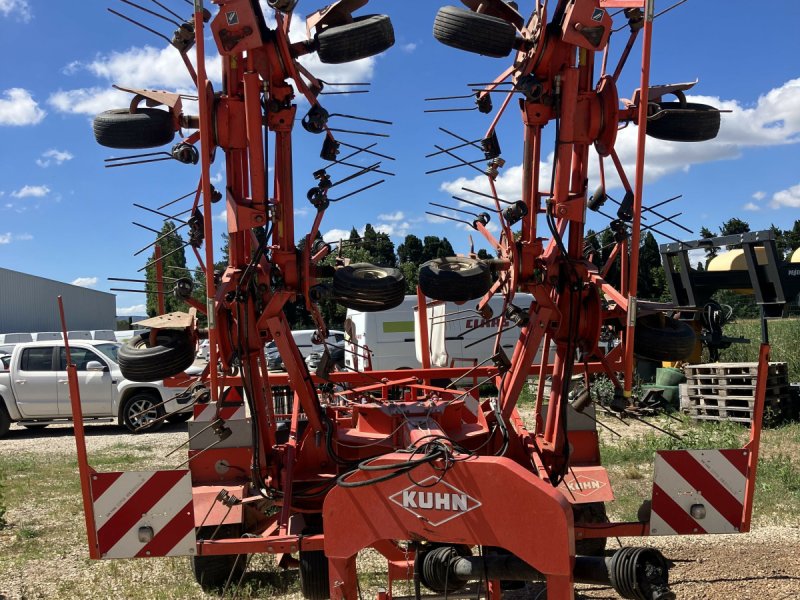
[{"xmin": 1, "ymin": 418, "xmax": 798, "ymax": 599}]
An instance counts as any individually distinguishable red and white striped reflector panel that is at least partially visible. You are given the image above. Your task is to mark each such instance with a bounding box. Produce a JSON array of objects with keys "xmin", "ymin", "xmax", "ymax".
[
  {"xmin": 91, "ymin": 470, "xmax": 196, "ymax": 558},
  {"xmin": 193, "ymin": 403, "xmax": 247, "ymax": 422},
  {"xmin": 650, "ymin": 449, "xmax": 749, "ymax": 536}
]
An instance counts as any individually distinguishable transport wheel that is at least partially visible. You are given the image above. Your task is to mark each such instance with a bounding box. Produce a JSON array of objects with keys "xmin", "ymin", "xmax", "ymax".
[
  {"xmin": 316, "ymin": 15, "xmax": 395, "ymax": 64},
  {"xmin": 574, "ymin": 502, "xmax": 608, "ymax": 556},
  {"xmin": 418, "ymin": 257, "xmax": 492, "ymax": 302},
  {"xmin": 117, "ymin": 329, "xmax": 195, "ymax": 382},
  {"xmin": 166, "ymin": 412, "xmax": 192, "ymax": 424},
  {"xmin": 0, "ymin": 404, "xmax": 10, "ymax": 438},
  {"xmin": 645, "ymin": 102, "xmax": 720, "ymax": 142},
  {"xmin": 192, "ymin": 526, "xmax": 247, "ymax": 591},
  {"xmin": 120, "ymin": 392, "xmax": 164, "ymax": 433},
  {"xmin": 433, "ymin": 6, "xmax": 517, "ymax": 58},
  {"xmin": 93, "ymin": 108, "xmax": 175, "ymax": 149},
  {"xmin": 634, "ymin": 314, "xmax": 696, "ymax": 362},
  {"xmin": 299, "ymin": 550, "xmax": 330, "ymax": 600},
  {"xmin": 333, "ymin": 263, "xmax": 405, "ymax": 312}
]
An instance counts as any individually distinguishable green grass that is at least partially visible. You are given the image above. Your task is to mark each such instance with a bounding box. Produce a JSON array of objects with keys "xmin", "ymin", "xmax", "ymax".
[{"xmin": 719, "ymin": 318, "xmax": 800, "ymax": 382}]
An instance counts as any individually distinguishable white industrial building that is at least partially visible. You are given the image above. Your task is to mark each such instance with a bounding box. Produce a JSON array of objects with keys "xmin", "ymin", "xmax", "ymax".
[{"xmin": 0, "ymin": 268, "xmax": 116, "ymax": 333}]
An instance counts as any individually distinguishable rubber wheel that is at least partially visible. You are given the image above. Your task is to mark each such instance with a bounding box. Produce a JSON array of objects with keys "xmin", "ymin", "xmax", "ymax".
[
  {"xmin": 574, "ymin": 502, "xmax": 608, "ymax": 556},
  {"xmin": 191, "ymin": 526, "xmax": 247, "ymax": 591},
  {"xmin": 166, "ymin": 412, "xmax": 192, "ymax": 424},
  {"xmin": 0, "ymin": 404, "xmax": 10, "ymax": 438},
  {"xmin": 120, "ymin": 392, "xmax": 165, "ymax": 433},
  {"xmin": 93, "ymin": 108, "xmax": 175, "ymax": 149},
  {"xmin": 117, "ymin": 330, "xmax": 195, "ymax": 382},
  {"xmin": 22, "ymin": 424, "xmax": 48, "ymax": 430},
  {"xmin": 634, "ymin": 314, "xmax": 696, "ymax": 362},
  {"xmin": 433, "ymin": 6, "xmax": 517, "ymax": 58},
  {"xmin": 645, "ymin": 102, "xmax": 720, "ymax": 142},
  {"xmin": 418, "ymin": 257, "xmax": 492, "ymax": 302},
  {"xmin": 333, "ymin": 263, "xmax": 405, "ymax": 312},
  {"xmin": 299, "ymin": 550, "xmax": 330, "ymax": 600},
  {"xmin": 316, "ymin": 15, "xmax": 395, "ymax": 64}
]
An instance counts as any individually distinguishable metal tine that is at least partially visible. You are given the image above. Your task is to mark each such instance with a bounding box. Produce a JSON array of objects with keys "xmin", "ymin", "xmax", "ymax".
[
  {"xmin": 131, "ymin": 392, "xmax": 198, "ymax": 422},
  {"xmin": 461, "ymin": 187, "xmax": 515, "ymax": 206},
  {"xmin": 134, "ymin": 397, "xmax": 199, "ymax": 432},
  {"xmin": 330, "ymin": 163, "xmax": 381, "ymax": 189},
  {"xmin": 339, "ymin": 140, "xmax": 395, "ymax": 161},
  {"xmin": 429, "ymin": 314, "xmax": 474, "ymax": 326},
  {"xmin": 424, "ymin": 107, "xmax": 476, "ymax": 114},
  {"xmin": 176, "ymin": 438, "xmax": 226, "ymax": 468},
  {"xmin": 466, "ymin": 81, "xmax": 516, "ymax": 87},
  {"xmin": 133, "ymin": 221, "xmax": 163, "ymax": 235},
  {"xmin": 104, "ymin": 151, "xmax": 175, "ymax": 168},
  {"xmin": 138, "ymin": 241, "xmax": 192, "ymax": 272},
  {"xmin": 166, "ymin": 417, "xmax": 221, "ymax": 457},
  {"xmin": 626, "ymin": 412, "xmax": 683, "ymax": 441},
  {"xmin": 580, "ymin": 409, "xmax": 622, "ymax": 438},
  {"xmin": 157, "ymin": 190, "xmax": 196, "ymax": 211},
  {"xmin": 424, "ymin": 93, "xmax": 477, "ymax": 101},
  {"xmin": 110, "ymin": 287, "xmax": 170, "ymax": 294},
  {"xmin": 108, "ymin": 276, "xmax": 178, "ymax": 283},
  {"xmin": 646, "ymin": 194, "xmax": 682, "ymax": 212},
  {"xmin": 429, "ymin": 201, "xmax": 481, "ymax": 219},
  {"xmin": 609, "ymin": 193, "xmax": 691, "ymax": 233},
  {"xmin": 334, "ymin": 160, "xmax": 395, "ymax": 177},
  {"xmin": 319, "ymin": 80, "xmax": 370, "ymax": 87},
  {"xmin": 164, "ymin": 265, "xmax": 195, "ymax": 273},
  {"xmin": 445, "ymin": 355, "xmax": 495, "ymax": 389},
  {"xmin": 107, "ymin": 8, "xmax": 172, "ymax": 45},
  {"xmin": 425, "ymin": 212, "xmax": 473, "ymax": 227},
  {"xmin": 439, "ymin": 127, "xmax": 484, "ymax": 153},
  {"xmin": 330, "ymin": 180, "xmax": 385, "ymax": 203},
  {"xmin": 328, "ymin": 127, "xmax": 389, "ymax": 138},
  {"xmin": 323, "ymin": 142, "xmax": 378, "ymax": 169},
  {"xmin": 133, "ymin": 202, "xmax": 191, "ymax": 223},
  {"xmin": 148, "ymin": 0, "xmax": 184, "ymax": 22},
  {"xmin": 464, "ymin": 323, "xmax": 517, "ymax": 350},
  {"xmin": 329, "ymin": 113, "xmax": 393, "ymax": 126},
  {"xmin": 120, "ymin": 0, "xmax": 181, "ymax": 27},
  {"xmin": 320, "ymin": 90, "xmax": 369, "ymax": 96},
  {"xmin": 425, "ymin": 138, "xmax": 483, "ymax": 159},
  {"xmin": 612, "ymin": 0, "xmax": 688, "ymax": 32},
  {"xmin": 425, "ymin": 147, "xmax": 485, "ymax": 176},
  {"xmin": 453, "ymin": 195, "xmax": 501, "ymax": 213},
  {"xmin": 134, "ymin": 221, "xmax": 190, "ymax": 256}
]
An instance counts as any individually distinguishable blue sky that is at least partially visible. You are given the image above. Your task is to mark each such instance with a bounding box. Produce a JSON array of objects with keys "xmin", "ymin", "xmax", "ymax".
[{"xmin": 0, "ymin": 0, "xmax": 799, "ymax": 317}]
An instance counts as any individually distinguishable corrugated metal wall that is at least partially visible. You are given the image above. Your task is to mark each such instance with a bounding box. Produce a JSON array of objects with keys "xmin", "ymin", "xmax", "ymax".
[{"xmin": 0, "ymin": 268, "xmax": 116, "ymax": 333}]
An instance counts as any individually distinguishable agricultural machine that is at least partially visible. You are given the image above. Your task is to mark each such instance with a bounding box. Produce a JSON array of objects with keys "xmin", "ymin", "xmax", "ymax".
[{"xmin": 62, "ymin": 1, "xmax": 779, "ymax": 598}]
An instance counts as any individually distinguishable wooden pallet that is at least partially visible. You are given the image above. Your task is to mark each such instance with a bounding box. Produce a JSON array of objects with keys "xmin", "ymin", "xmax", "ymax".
[{"xmin": 684, "ymin": 362, "xmax": 787, "ymax": 378}]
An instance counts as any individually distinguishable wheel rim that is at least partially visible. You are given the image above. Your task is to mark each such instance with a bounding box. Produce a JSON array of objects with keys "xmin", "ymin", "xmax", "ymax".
[
  {"xmin": 353, "ymin": 267, "xmax": 387, "ymax": 280},
  {"xmin": 129, "ymin": 398, "xmax": 157, "ymax": 429},
  {"xmin": 439, "ymin": 259, "xmax": 475, "ymax": 273}
]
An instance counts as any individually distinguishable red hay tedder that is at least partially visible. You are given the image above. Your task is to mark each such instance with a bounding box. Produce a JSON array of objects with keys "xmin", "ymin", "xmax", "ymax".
[{"xmin": 61, "ymin": 1, "xmax": 776, "ymax": 598}]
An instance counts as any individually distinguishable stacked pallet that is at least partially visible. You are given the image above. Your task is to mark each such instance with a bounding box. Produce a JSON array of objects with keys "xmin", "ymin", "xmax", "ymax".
[{"xmin": 681, "ymin": 362, "xmax": 791, "ymax": 424}]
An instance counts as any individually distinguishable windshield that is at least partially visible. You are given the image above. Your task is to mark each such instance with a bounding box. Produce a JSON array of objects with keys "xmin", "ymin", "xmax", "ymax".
[{"xmin": 94, "ymin": 343, "xmax": 120, "ymax": 363}]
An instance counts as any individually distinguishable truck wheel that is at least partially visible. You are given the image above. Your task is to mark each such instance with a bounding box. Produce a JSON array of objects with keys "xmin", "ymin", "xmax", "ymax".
[
  {"xmin": 166, "ymin": 412, "xmax": 192, "ymax": 424},
  {"xmin": 433, "ymin": 6, "xmax": 517, "ymax": 58},
  {"xmin": 120, "ymin": 392, "xmax": 165, "ymax": 433},
  {"xmin": 117, "ymin": 330, "xmax": 195, "ymax": 382},
  {"xmin": 574, "ymin": 502, "xmax": 608, "ymax": 556},
  {"xmin": 0, "ymin": 403, "xmax": 10, "ymax": 438},
  {"xmin": 645, "ymin": 102, "xmax": 721, "ymax": 142},
  {"xmin": 333, "ymin": 263, "xmax": 405, "ymax": 312},
  {"xmin": 316, "ymin": 15, "xmax": 395, "ymax": 64},
  {"xmin": 192, "ymin": 526, "xmax": 247, "ymax": 591},
  {"xmin": 299, "ymin": 550, "xmax": 330, "ymax": 600},
  {"xmin": 93, "ymin": 108, "xmax": 175, "ymax": 149},
  {"xmin": 634, "ymin": 314, "xmax": 696, "ymax": 362},
  {"xmin": 418, "ymin": 257, "xmax": 492, "ymax": 302}
]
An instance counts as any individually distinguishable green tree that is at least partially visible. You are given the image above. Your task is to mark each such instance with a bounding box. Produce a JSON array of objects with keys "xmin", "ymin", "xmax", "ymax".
[
  {"xmin": 638, "ymin": 232, "xmax": 664, "ymax": 299},
  {"xmin": 145, "ymin": 221, "xmax": 188, "ymax": 317},
  {"xmin": 699, "ymin": 226, "xmax": 718, "ymax": 262},
  {"xmin": 362, "ymin": 224, "xmax": 397, "ymax": 267},
  {"xmin": 397, "ymin": 234, "xmax": 424, "ymax": 265},
  {"xmin": 719, "ymin": 218, "xmax": 750, "ymax": 249}
]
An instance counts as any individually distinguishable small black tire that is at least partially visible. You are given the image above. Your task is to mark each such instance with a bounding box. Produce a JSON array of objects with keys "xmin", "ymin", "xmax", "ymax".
[
  {"xmin": 22, "ymin": 424, "xmax": 48, "ymax": 431},
  {"xmin": 191, "ymin": 526, "xmax": 247, "ymax": 591},
  {"xmin": 433, "ymin": 6, "xmax": 517, "ymax": 58},
  {"xmin": 333, "ymin": 263, "xmax": 405, "ymax": 312},
  {"xmin": 634, "ymin": 314, "xmax": 696, "ymax": 362},
  {"xmin": 418, "ymin": 257, "xmax": 492, "ymax": 302},
  {"xmin": 645, "ymin": 102, "xmax": 720, "ymax": 142},
  {"xmin": 316, "ymin": 14, "xmax": 395, "ymax": 64},
  {"xmin": 93, "ymin": 108, "xmax": 175, "ymax": 149},
  {"xmin": 117, "ymin": 330, "xmax": 195, "ymax": 382},
  {"xmin": 0, "ymin": 403, "xmax": 10, "ymax": 438},
  {"xmin": 299, "ymin": 550, "xmax": 330, "ymax": 600},
  {"xmin": 166, "ymin": 412, "xmax": 192, "ymax": 424},
  {"xmin": 574, "ymin": 502, "xmax": 608, "ymax": 556},
  {"xmin": 120, "ymin": 391, "xmax": 165, "ymax": 433}
]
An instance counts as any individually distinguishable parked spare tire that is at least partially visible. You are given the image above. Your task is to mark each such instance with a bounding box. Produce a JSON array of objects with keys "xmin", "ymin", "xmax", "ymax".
[
  {"xmin": 191, "ymin": 525, "xmax": 247, "ymax": 591},
  {"xmin": 117, "ymin": 329, "xmax": 195, "ymax": 381},
  {"xmin": 645, "ymin": 102, "xmax": 720, "ymax": 142},
  {"xmin": 316, "ymin": 14, "xmax": 395, "ymax": 64},
  {"xmin": 433, "ymin": 6, "xmax": 517, "ymax": 58},
  {"xmin": 93, "ymin": 108, "xmax": 175, "ymax": 149},
  {"xmin": 418, "ymin": 256, "xmax": 492, "ymax": 302},
  {"xmin": 634, "ymin": 314, "xmax": 696, "ymax": 362},
  {"xmin": 333, "ymin": 263, "xmax": 405, "ymax": 312}
]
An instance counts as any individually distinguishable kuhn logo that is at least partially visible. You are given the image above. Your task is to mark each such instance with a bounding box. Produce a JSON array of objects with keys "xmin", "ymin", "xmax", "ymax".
[
  {"xmin": 565, "ymin": 475, "xmax": 606, "ymax": 497},
  {"xmin": 390, "ymin": 477, "xmax": 481, "ymax": 526}
]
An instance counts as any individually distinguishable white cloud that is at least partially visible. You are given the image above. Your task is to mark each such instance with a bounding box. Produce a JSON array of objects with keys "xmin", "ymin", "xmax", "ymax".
[
  {"xmin": 0, "ymin": 88, "xmax": 45, "ymax": 125},
  {"xmin": 322, "ymin": 228, "xmax": 353, "ymax": 243},
  {"xmin": 11, "ymin": 184, "xmax": 50, "ymax": 198},
  {"xmin": 0, "ymin": 0, "xmax": 32, "ymax": 22},
  {"xmin": 48, "ymin": 87, "xmax": 129, "ymax": 116},
  {"xmin": 752, "ymin": 191, "xmax": 766, "ymax": 201},
  {"xmin": 770, "ymin": 183, "xmax": 800, "ymax": 209},
  {"xmin": 36, "ymin": 148, "xmax": 74, "ymax": 167},
  {"xmin": 0, "ymin": 232, "xmax": 32, "ymax": 244},
  {"xmin": 401, "ymin": 43, "xmax": 417, "ymax": 53},
  {"xmin": 117, "ymin": 304, "xmax": 147, "ymax": 316},
  {"xmin": 0, "ymin": 233, "xmax": 10, "ymax": 244},
  {"xmin": 376, "ymin": 221, "xmax": 412, "ymax": 238},
  {"xmin": 210, "ymin": 171, "xmax": 223, "ymax": 185},
  {"xmin": 742, "ymin": 202, "xmax": 760, "ymax": 212},
  {"xmin": 215, "ymin": 209, "xmax": 227, "ymax": 223},
  {"xmin": 71, "ymin": 277, "xmax": 98, "ymax": 288},
  {"xmin": 294, "ymin": 206, "xmax": 311, "ymax": 217},
  {"xmin": 378, "ymin": 211, "xmax": 404, "ymax": 221}
]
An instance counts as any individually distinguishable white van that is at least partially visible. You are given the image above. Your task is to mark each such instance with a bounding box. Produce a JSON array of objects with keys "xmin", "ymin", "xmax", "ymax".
[
  {"xmin": 0, "ymin": 333, "xmax": 33, "ymax": 344},
  {"xmin": 344, "ymin": 294, "xmax": 549, "ymax": 371}
]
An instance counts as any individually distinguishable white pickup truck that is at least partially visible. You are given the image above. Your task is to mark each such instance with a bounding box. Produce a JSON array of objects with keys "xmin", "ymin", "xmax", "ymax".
[{"xmin": 0, "ymin": 340, "xmax": 193, "ymax": 437}]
